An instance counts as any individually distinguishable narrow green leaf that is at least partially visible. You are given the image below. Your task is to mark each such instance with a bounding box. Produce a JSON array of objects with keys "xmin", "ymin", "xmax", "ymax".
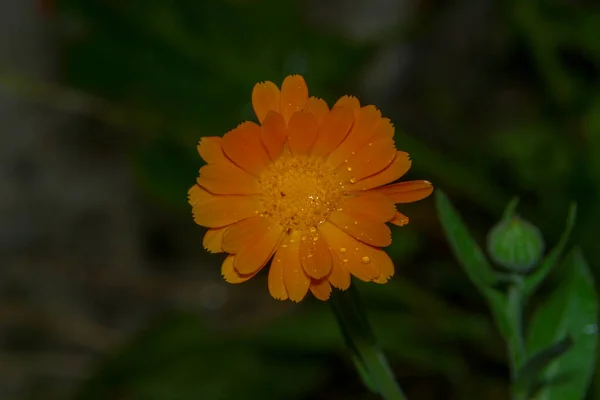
[
  {"xmin": 435, "ymin": 190, "xmax": 514, "ymax": 356},
  {"xmin": 526, "ymin": 248, "xmax": 598, "ymax": 400},
  {"xmin": 515, "ymin": 336, "xmax": 573, "ymax": 398},
  {"xmin": 502, "ymin": 197, "xmax": 520, "ymax": 220},
  {"xmin": 523, "ymin": 203, "xmax": 577, "ymax": 298},
  {"xmin": 435, "ymin": 190, "xmax": 498, "ymax": 290}
]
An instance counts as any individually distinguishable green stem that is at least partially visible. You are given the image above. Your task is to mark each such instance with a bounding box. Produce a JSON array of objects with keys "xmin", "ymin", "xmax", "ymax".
[
  {"xmin": 506, "ymin": 281, "xmax": 528, "ymax": 400},
  {"xmin": 330, "ymin": 285, "xmax": 408, "ymax": 400}
]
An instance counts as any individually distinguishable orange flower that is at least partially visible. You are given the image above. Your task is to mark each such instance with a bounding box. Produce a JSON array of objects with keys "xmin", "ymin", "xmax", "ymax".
[{"xmin": 188, "ymin": 75, "xmax": 433, "ymax": 302}]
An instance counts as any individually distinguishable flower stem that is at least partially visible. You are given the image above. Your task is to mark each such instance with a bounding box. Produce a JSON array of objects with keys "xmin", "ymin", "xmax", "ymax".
[{"xmin": 330, "ymin": 285, "xmax": 408, "ymax": 400}]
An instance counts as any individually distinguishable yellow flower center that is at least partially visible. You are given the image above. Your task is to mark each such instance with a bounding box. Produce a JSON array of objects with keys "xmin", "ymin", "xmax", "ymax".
[{"xmin": 259, "ymin": 154, "xmax": 343, "ymax": 232}]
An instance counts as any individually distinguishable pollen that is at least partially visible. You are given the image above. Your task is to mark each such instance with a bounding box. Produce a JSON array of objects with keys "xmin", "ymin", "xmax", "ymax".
[{"xmin": 259, "ymin": 154, "xmax": 343, "ymax": 231}]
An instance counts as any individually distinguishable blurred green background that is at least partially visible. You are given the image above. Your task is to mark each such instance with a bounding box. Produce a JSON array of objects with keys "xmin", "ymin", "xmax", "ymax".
[{"xmin": 1, "ymin": 0, "xmax": 599, "ymax": 399}]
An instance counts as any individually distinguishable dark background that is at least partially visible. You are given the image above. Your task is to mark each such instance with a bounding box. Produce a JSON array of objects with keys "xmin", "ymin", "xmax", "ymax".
[{"xmin": 1, "ymin": 0, "xmax": 598, "ymax": 399}]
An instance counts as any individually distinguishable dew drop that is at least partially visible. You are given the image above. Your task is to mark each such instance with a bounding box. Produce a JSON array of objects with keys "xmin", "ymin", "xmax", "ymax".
[
  {"xmin": 349, "ymin": 178, "xmax": 357, "ymax": 184},
  {"xmin": 361, "ymin": 256, "xmax": 371, "ymax": 264},
  {"xmin": 347, "ymin": 167, "xmax": 352, "ymax": 172},
  {"xmin": 301, "ymin": 235, "xmax": 307, "ymax": 241},
  {"xmin": 354, "ymin": 220, "xmax": 358, "ymax": 225},
  {"xmin": 282, "ymin": 244, "xmax": 288, "ymax": 248},
  {"xmin": 307, "ymin": 254, "xmax": 313, "ymax": 258},
  {"xmin": 340, "ymin": 247, "xmax": 347, "ymax": 254},
  {"xmin": 343, "ymin": 258, "xmax": 349, "ymax": 263}
]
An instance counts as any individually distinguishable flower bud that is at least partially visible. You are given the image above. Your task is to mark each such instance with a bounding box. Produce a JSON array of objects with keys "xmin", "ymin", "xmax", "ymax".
[{"xmin": 487, "ymin": 216, "xmax": 544, "ymax": 272}]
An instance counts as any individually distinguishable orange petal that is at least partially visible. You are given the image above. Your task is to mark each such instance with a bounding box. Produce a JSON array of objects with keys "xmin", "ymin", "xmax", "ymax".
[
  {"xmin": 389, "ymin": 212, "xmax": 409, "ymax": 226},
  {"xmin": 310, "ymin": 279, "xmax": 332, "ymax": 301},
  {"xmin": 338, "ymin": 138, "xmax": 397, "ymax": 183},
  {"xmin": 288, "ymin": 111, "xmax": 319, "ymax": 155},
  {"xmin": 327, "ymin": 260, "xmax": 351, "ymax": 290},
  {"xmin": 269, "ymin": 245, "xmax": 289, "ymax": 300},
  {"xmin": 371, "ymin": 118, "xmax": 395, "ymax": 141},
  {"xmin": 311, "ymin": 106, "xmax": 354, "ymax": 157},
  {"xmin": 348, "ymin": 151, "xmax": 412, "ymax": 191},
  {"xmin": 280, "ymin": 75, "xmax": 308, "ymax": 123},
  {"xmin": 197, "ymin": 137, "xmax": 227, "ymax": 164},
  {"xmin": 234, "ymin": 224, "xmax": 283, "ymax": 275},
  {"xmin": 188, "ymin": 184, "xmax": 211, "ymax": 206},
  {"xmin": 203, "ymin": 227, "xmax": 227, "ymax": 253},
  {"xmin": 222, "ymin": 216, "xmax": 276, "ymax": 253},
  {"xmin": 341, "ymin": 192, "xmax": 396, "ymax": 222},
  {"xmin": 304, "ymin": 96, "xmax": 329, "ymax": 123},
  {"xmin": 222, "ymin": 122, "xmax": 271, "ymax": 176},
  {"xmin": 222, "ymin": 255, "xmax": 258, "ymax": 284},
  {"xmin": 252, "ymin": 81, "xmax": 280, "ymax": 123},
  {"xmin": 334, "ymin": 95, "xmax": 360, "ymax": 110},
  {"xmin": 375, "ymin": 180, "xmax": 434, "ymax": 203},
  {"xmin": 299, "ymin": 231, "xmax": 332, "ymax": 279},
  {"xmin": 261, "ymin": 111, "xmax": 287, "ymax": 161},
  {"xmin": 191, "ymin": 195, "xmax": 262, "ymax": 228},
  {"xmin": 197, "ymin": 163, "xmax": 260, "ymax": 195},
  {"xmin": 370, "ymin": 248, "xmax": 395, "ymax": 283},
  {"xmin": 319, "ymin": 221, "xmax": 380, "ymax": 282},
  {"xmin": 328, "ymin": 210, "xmax": 392, "ymax": 247},
  {"xmin": 282, "ymin": 230, "xmax": 311, "ymax": 302},
  {"xmin": 327, "ymin": 106, "xmax": 382, "ymax": 168}
]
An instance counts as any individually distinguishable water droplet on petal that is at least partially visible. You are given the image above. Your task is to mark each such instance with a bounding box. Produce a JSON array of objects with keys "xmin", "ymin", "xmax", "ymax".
[
  {"xmin": 340, "ymin": 247, "xmax": 347, "ymax": 254},
  {"xmin": 361, "ymin": 256, "xmax": 371, "ymax": 264},
  {"xmin": 343, "ymin": 259, "xmax": 349, "ymax": 263},
  {"xmin": 354, "ymin": 220, "xmax": 358, "ymax": 225},
  {"xmin": 347, "ymin": 167, "xmax": 352, "ymax": 172},
  {"xmin": 349, "ymin": 178, "xmax": 357, "ymax": 184}
]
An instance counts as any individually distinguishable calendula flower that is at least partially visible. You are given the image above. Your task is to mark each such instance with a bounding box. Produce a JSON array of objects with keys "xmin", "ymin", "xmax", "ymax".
[{"xmin": 188, "ymin": 75, "xmax": 433, "ymax": 302}]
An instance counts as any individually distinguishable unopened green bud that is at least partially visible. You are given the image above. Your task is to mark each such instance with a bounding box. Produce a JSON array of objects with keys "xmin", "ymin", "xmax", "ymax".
[{"xmin": 487, "ymin": 215, "xmax": 545, "ymax": 273}]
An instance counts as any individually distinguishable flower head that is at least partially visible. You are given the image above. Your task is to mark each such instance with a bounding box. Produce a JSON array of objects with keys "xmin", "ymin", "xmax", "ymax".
[{"xmin": 188, "ymin": 75, "xmax": 433, "ymax": 302}]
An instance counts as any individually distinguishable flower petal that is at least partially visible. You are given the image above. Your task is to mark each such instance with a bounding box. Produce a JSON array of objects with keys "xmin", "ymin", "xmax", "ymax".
[
  {"xmin": 319, "ymin": 221, "xmax": 380, "ymax": 282},
  {"xmin": 192, "ymin": 195, "xmax": 262, "ymax": 228},
  {"xmin": 234, "ymin": 224, "xmax": 283, "ymax": 275},
  {"xmin": 197, "ymin": 163, "xmax": 260, "ymax": 195},
  {"xmin": 299, "ymin": 231, "xmax": 332, "ymax": 279},
  {"xmin": 288, "ymin": 111, "xmax": 318, "ymax": 155},
  {"xmin": 252, "ymin": 81, "xmax": 280, "ymax": 123},
  {"xmin": 327, "ymin": 105, "xmax": 382, "ymax": 168},
  {"xmin": 280, "ymin": 75, "xmax": 308, "ymax": 123},
  {"xmin": 334, "ymin": 95, "xmax": 360, "ymax": 110},
  {"xmin": 371, "ymin": 118, "xmax": 394, "ymax": 141},
  {"xmin": 328, "ymin": 210, "xmax": 392, "ymax": 247},
  {"xmin": 222, "ymin": 216, "xmax": 276, "ymax": 253},
  {"xmin": 203, "ymin": 227, "xmax": 227, "ymax": 253},
  {"xmin": 222, "ymin": 255, "xmax": 258, "ymax": 284},
  {"xmin": 304, "ymin": 96, "xmax": 329, "ymax": 123},
  {"xmin": 269, "ymin": 245, "xmax": 289, "ymax": 300},
  {"xmin": 311, "ymin": 106, "xmax": 354, "ymax": 157},
  {"xmin": 261, "ymin": 111, "xmax": 287, "ymax": 161},
  {"xmin": 338, "ymin": 138, "xmax": 397, "ymax": 183},
  {"xmin": 341, "ymin": 192, "xmax": 396, "ymax": 222},
  {"xmin": 327, "ymin": 259, "xmax": 351, "ymax": 290},
  {"xmin": 375, "ymin": 180, "xmax": 434, "ymax": 204},
  {"xmin": 282, "ymin": 230, "xmax": 311, "ymax": 302},
  {"xmin": 389, "ymin": 212, "xmax": 409, "ymax": 226},
  {"xmin": 222, "ymin": 122, "xmax": 271, "ymax": 176},
  {"xmin": 348, "ymin": 151, "xmax": 412, "ymax": 191},
  {"xmin": 197, "ymin": 137, "xmax": 227, "ymax": 164},
  {"xmin": 310, "ymin": 279, "xmax": 332, "ymax": 301},
  {"xmin": 370, "ymin": 248, "xmax": 395, "ymax": 283},
  {"xmin": 188, "ymin": 184, "xmax": 211, "ymax": 206}
]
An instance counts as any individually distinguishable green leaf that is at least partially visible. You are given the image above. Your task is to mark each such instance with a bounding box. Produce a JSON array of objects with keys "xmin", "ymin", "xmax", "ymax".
[
  {"xmin": 435, "ymin": 190, "xmax": 498, "ymax": 290},
  {"xmin": 526, "ymin": 248, "xmax": 598, "ymax": 400},
  {"xmin": 523, "ymin": 203, "xmax": 577, "ymax": 298},
  {"xmin": 515, "ymin": 336, "xmax": 573, "ymax": 399},
  {"xmin": 435, "ymin": 190, "xmax": 515, "ymax": 361}
]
